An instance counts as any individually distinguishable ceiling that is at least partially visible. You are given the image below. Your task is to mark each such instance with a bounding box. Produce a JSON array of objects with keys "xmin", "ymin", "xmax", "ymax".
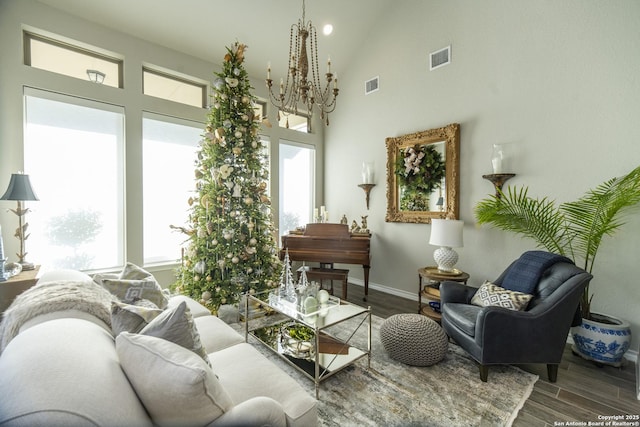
[{"xmin": 37, "ymin": 0, "xmax": 395, "ymax": 80}]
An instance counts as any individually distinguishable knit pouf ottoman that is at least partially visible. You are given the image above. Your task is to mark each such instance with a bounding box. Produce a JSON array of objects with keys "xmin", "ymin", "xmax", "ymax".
[{"xmin": 380, "ymin": 313, "xmax": 448, "ymax": 366}]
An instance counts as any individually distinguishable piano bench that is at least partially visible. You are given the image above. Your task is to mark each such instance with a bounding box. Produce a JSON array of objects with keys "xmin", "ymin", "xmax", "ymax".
[{"xmin": 297, "ymin": 267, "xmax": 349, "ymax": 300}]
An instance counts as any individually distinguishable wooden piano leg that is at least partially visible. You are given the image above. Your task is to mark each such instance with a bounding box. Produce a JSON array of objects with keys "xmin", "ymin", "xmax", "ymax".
[{"xmin": 363, "ymin": 265, "xmax": 370, "ymax": 301}]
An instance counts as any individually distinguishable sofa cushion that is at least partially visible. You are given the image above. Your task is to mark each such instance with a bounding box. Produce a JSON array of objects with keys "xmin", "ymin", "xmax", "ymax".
[
  {"xmin": 168, "ymin": 294, "xmax": 212, "ymax": 318},
  {"xmin": 194, "ymin": 315, "xmax": 245, "ymax": 353},
  {"xmin": 471, "ymin": 281, "xmax": 533, "ymax": 311},
  {"xmin": 140, "ymin": 301, "xmax": 210, "ymax": 365},
  {"xmin": 0, "ymin": 318, "xmax": 152, "ymax": 427},
  {"xmin": 37, "ymin": 268, "xmax": 93, "ymax": 284},
  {"xmin": 210, "ymin": 342, "xmax": 317, "ymax": 427},
  {"xmin": 116, "ymin": 332, "xmax": 234, "ymax": 427},
  {"xmin": 111, "ymin": 300, "xmax": 164, "ymax": 335}
]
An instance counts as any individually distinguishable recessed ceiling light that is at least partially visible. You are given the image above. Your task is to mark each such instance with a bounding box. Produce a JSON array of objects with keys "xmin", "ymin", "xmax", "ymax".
[{"xmin": 323, "ymin": 24, "xmax": 333, "ymax": 36}]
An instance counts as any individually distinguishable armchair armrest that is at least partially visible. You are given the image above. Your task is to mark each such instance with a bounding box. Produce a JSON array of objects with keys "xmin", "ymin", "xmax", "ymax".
[{"xmin": 440, "ymin": 281, "xmax": 478, "ymax": 305}]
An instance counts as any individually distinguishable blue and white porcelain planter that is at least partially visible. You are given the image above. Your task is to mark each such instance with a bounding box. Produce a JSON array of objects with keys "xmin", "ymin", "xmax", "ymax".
[{"xmin": 571, "ymin": 313, "xmax": 632, "ymax": 367}]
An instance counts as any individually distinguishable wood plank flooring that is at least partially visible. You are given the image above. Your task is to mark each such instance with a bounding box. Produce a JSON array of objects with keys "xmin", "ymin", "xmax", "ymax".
[{"xmin": 335, "ymin": 282, "xmax": 640, "ymax": 426}]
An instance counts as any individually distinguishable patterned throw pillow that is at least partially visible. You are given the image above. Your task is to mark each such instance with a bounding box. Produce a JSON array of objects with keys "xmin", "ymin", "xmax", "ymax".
[
  {"xmin": 470, "ymin": 281, "xmax": 533, "ymax": 311},
  {"xmin": 111, "ymin": 301, "xmax": 164, "ymax": 335},
  {"xmin": 140, "ymin": 301, "xmax": 211, "ymax": 366},
  {"xmin": 115, "ymin": 333, "xmax": 233, "ymax": 427},
  {"xmin": 95, "ymin": 263, "xmax": 168, "ymax": 309}
]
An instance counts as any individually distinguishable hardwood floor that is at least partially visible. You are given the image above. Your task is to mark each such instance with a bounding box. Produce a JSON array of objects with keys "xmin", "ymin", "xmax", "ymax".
[{"xmin": 337, "ymin": 282, "xmax": 640, "ymax": 426}]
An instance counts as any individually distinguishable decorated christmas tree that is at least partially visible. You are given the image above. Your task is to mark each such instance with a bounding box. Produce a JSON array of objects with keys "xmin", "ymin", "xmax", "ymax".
[{"xmin": 173, "ymin": 42, "xmax": 282, "ymax": 313}]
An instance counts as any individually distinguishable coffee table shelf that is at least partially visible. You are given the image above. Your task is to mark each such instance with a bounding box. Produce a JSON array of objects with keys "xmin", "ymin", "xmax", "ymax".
[{"xmin": 244, "ymin": 290, "xmax": 371, "ymax": 398}]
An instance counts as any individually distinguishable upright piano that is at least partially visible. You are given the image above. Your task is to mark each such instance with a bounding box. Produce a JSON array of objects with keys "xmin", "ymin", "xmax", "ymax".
[{"xmin": 280, "ymin": 223, "xmax": 371, "ymax": 299}]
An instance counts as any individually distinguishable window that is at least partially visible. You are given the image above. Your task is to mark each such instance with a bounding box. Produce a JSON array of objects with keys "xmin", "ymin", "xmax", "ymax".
[
  {"xmin": 278, "ymin": 141, "xmax": 315, "ymax": 240},
  {"xmin": 24, "ymin": 88, "xmax": 125, "ymax": 270},
  {"xmin": 142, "ymin": 115, "xmax": 201, "ymax": 264},
  {"xmin": 143, "ymin": 68, "xmax": 206, "ymax": 108},
  {"xmin": 279, "ymin": 110, "xmax": 310, "ymax": 133},
  {"xmin": 24, "ymin": 32, "xmax": 122, "ymax": 88}
]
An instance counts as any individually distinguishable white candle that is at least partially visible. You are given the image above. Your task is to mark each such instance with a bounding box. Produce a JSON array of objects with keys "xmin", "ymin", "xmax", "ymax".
[
  {"xmin": 327, "ymin": 56, "xmax": 331, "ymax": 74},
  {"xmin": 279, "ymin": 78, "xmax": 284, "ymax": 94},
  {"xmin": 267, "ymin": 61, "xmax": 271, "ymax": 79},
  {"xmin": 313, "ymin": 208, "xmax": 319, "ymax": 220}
]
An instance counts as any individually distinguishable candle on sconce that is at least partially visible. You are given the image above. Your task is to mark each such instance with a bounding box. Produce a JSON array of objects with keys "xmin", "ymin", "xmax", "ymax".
[
  {"xmin": 279, "ymin": 78, "xmax": 284, "ymax": 95},
  {"xmin": 267, "ymin": 61, "xmax": 271, "ymax": 79},
  {"xmin": 327, "ymin": 56, "xmax": 331, "ymax": 74},
  {"xmin": 361, "ymin": 161, "xmax": 375, "ymax": 184}
]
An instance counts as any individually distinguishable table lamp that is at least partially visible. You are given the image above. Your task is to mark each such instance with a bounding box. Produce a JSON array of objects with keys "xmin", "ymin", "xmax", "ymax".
[
  {"xmin": 1, "ymin": 172, "xmax": 39, "ymax": 270},
  {"xmin": 429, "ymin": 218, "xmax": 463, "ymax": 272}
]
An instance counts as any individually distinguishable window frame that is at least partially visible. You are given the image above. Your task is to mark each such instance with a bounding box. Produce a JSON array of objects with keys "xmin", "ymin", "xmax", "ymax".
[
  {"xmin": 142, "ymin": 67, "xmax": 208, "ymax": 108},
  {"xmin": 23, "ymin": 31, "xmax": 124, "ymax": 88}
]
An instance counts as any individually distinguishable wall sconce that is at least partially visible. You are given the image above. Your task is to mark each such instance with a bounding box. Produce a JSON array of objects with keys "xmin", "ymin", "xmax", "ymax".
[
  {"xmin": 86, "ymin": 69, "xmax": 106, "ymax": 84},
  {"xmin": 483, "ymin": 143, "xmax": 515, "ymax": 198},
  {"xmin": 358, "ymin": 161, "xmax": 376, "ymax": 210}
]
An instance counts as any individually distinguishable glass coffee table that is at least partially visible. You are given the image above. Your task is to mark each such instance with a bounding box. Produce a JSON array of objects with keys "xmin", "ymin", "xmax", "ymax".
[{"xmin": 244, "ymin": 290, "xmax": 371, "ymax": 398}]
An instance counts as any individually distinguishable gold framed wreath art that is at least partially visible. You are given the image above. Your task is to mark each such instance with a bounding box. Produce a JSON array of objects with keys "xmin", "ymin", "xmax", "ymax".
[{"xmin": 385, "ymin": 123, "xmax": 460, "ymax": 224}]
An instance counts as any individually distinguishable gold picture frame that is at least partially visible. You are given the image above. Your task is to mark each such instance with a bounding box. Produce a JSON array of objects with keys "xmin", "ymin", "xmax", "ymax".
[{"xmin": 385, "ymin": 123, "xmax": 460, "ymax": 224}]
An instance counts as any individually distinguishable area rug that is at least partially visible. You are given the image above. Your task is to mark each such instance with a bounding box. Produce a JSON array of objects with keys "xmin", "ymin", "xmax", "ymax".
[{"xmin": 241, "ymin": 314, "xmax": 538, "ymax": 427}]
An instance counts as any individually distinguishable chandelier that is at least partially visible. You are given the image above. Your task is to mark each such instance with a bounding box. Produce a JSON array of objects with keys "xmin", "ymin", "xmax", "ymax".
[{"xmin": 266, "ymin": 0, "xmax": 338, "ymax": 130}]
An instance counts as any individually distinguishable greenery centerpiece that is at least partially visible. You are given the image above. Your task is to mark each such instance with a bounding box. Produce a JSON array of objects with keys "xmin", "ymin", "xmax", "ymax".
[
  {"xmin": 475, "ymin": 165, "xmax": 640, "ymax": 365},
  {"xmin": 172, "ymin": 42, "xmax": 282, "ymax": 313},
  {"xmin": 395, "ymin": 144, "xmax": 445, "ymax": 211}
]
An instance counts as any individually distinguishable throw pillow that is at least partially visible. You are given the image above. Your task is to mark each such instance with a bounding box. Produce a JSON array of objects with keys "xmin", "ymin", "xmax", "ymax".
[
  {"xmin": 119, "ymin": 262, "xmax": 155, "ymax": 280},
  {"xmin": 100, "ymin": 277, "xmax": 168, "ymax": 309},
  {"xmin": 140, "ymin": 301, "xmax": 211, "ymax": 366},
  {"xmin": 116, "ymin": 332, "xmax": 233, "ymax": 427},
  {"xmin": 111, "ymin": 301, "xmax": 163, "ymax": 335},
  {"xmin": 471, "ymin": 281, "xmax": 533, "ymax": 311}
]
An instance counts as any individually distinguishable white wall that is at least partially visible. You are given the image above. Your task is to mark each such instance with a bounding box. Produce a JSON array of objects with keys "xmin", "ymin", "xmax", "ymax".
[{"xmin": 325, "ymin": 0, "xmax": 640, "ymax": 351}]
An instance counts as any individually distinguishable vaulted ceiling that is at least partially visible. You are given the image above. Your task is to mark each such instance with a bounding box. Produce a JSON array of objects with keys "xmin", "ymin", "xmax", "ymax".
[{"xmin": 37, "ymin": 0, "xmax": 395, "ymax": 79}]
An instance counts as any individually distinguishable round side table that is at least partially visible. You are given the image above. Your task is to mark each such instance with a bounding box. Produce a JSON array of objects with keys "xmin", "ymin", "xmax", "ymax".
[{"xmin": 417, "ymin": 266, "xmax": 469, "ymax": 323}]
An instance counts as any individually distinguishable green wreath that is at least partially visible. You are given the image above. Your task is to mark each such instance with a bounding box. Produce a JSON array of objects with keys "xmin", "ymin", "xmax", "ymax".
[{"xmin": 396, "ymin": 144, "xmax": 445, "ymax": 194}]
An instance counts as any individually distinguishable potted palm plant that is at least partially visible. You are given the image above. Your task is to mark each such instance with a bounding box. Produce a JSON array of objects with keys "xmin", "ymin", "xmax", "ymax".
[{"xmin": 475, "ymin": 165, "xmax": 640, "ymax": 366}]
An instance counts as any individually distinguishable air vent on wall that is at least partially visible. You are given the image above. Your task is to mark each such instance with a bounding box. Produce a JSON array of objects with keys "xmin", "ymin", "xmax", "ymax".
[
  {"xmin": 430, "ymin": 45, "xmax": 451, "ymax": 71},
  {"xmin": 365, "ymin": 76, "xmax": 379, "ymax": 95}
]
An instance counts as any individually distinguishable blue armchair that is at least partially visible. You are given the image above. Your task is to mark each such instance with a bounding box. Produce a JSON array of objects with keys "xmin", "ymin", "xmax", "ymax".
[{"xmin": 440, "ymin": 251, "xmax": 592, "ymax": 382}]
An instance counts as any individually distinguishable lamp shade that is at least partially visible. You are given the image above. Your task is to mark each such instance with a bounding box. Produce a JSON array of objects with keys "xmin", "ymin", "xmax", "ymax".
[
  {"xmin": 1, "ymin": 173, "xmax": 39, "ymax": 201},
  {"xmin": 429, "ymin": 219, "xmax": 463, "ymax": 248}
]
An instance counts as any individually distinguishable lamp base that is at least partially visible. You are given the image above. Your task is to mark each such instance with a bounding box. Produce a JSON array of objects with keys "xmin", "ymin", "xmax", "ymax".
[{"xmin": 433, "ymin": 247, "xmax": 458, "ymax": 272}]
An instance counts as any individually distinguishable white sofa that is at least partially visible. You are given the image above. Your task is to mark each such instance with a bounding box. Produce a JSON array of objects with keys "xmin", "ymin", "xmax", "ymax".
[{"xmin": 0, "ymin": 269, "xmax": 317, "ymax": 427}]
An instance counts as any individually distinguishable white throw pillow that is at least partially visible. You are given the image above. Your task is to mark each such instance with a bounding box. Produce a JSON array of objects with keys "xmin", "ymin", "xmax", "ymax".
[{"xmin": 116, "ymin": 332, "xmax": 234, "ymax": 427}]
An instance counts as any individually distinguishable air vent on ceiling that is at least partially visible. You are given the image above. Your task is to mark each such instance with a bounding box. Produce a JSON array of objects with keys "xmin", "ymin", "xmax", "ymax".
[
  {"xmin": 430, "ymin": 45, "xmax": 451, "ymax": 71},
  {"xmin": 365, "ymin": 76, "xmax": 379, "ymax": 95}
]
